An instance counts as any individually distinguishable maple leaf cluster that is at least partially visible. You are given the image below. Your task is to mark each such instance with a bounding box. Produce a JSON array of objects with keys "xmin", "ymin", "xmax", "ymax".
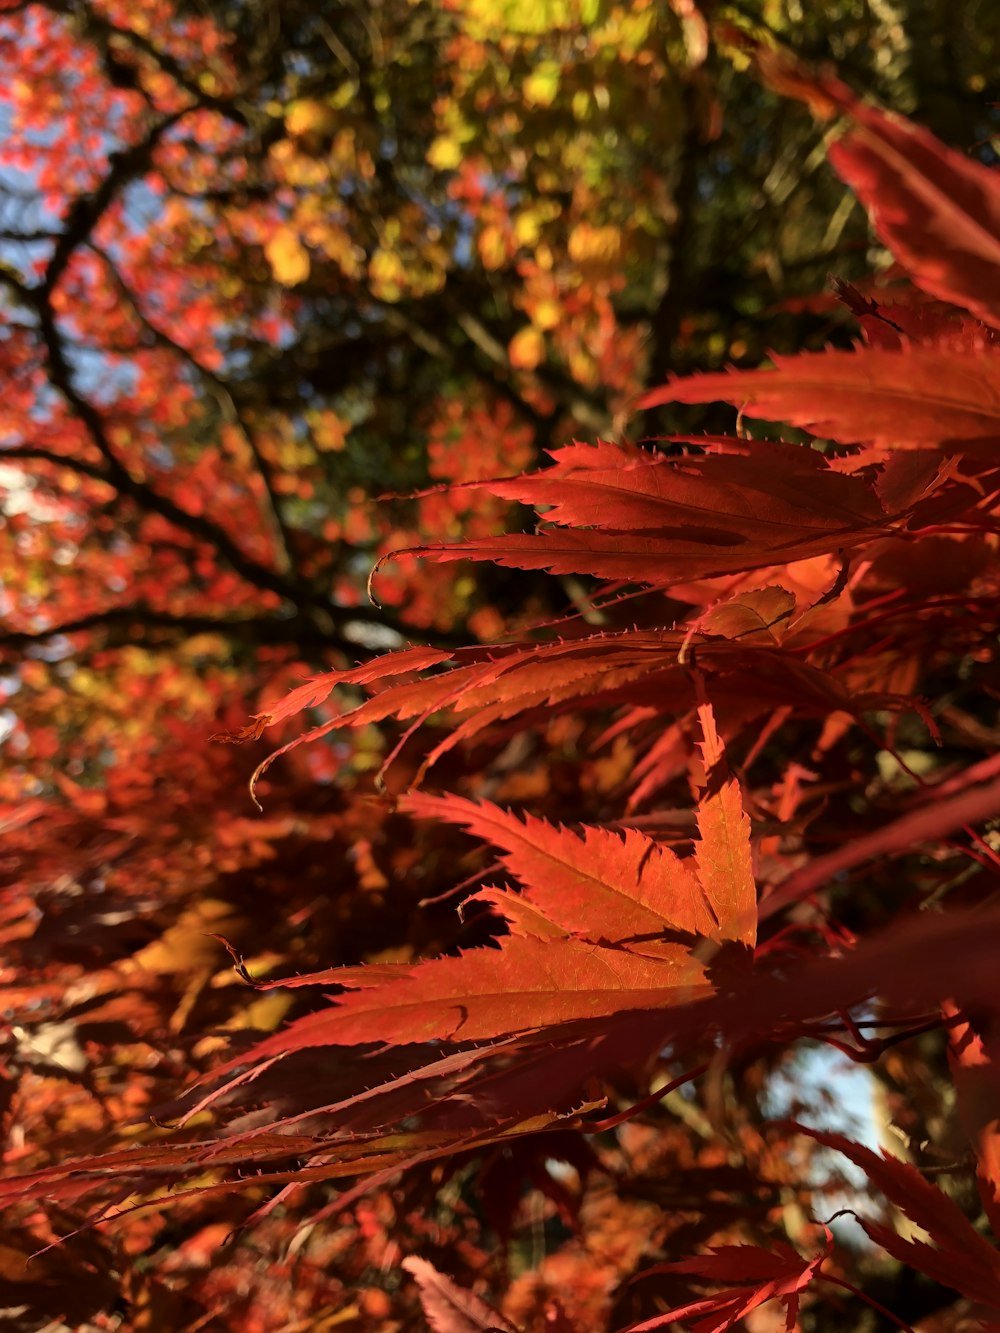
[
  {"xmin": 190, "ymin": 51, "xmax": 1000, "ymax": 1333},
  {"xmin": 2, "ymin": 4, "xmax": 1000, "ymax": 1332}
]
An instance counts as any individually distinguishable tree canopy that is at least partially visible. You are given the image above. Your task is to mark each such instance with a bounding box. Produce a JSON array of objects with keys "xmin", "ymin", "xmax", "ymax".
[{"xmin": 2, "ymin": 2, "xmax": 1000, "ymax": 1331}]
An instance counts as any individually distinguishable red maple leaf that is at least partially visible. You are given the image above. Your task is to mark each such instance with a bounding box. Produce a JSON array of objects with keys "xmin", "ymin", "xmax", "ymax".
[{"xmin": 623, "ymin": 1236, "xmax": 829, "ymax": 1333}]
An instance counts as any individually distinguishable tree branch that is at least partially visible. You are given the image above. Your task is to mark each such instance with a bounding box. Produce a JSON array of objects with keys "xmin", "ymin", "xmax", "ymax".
[
  {"xmin": 28, "ymin": 287, "xmax": 308, "ymax": 608},
  {"xmin": 0, "ymin": 444, "xmax": 109, "ymax": 485},
  {"xmin": 43, "ymin": 113, "xmax": 182, "ymax": 297},
  {"xmin": 86, "ymin": 242, "xmax": 301, "ymax": 581},
  {"xmin": 0, "ymin": 603, "xmax": 404, "ymax": 657}
]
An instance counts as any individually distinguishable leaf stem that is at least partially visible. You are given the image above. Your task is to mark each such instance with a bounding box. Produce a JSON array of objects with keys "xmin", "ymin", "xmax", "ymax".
[
  {"xmin": 819, "ymin": 1272, "xmax": 917, "ymax": 1333},
  {"xmin": 584, "ymin": 1062, "xmax": 710, "ymax": 1133}
]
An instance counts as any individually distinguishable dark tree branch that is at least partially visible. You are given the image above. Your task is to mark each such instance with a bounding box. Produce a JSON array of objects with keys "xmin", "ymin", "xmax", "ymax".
[
  {"xmin": 28, "ymin": 286, "xmax": 309, "ymax": 610},
  {"xmin": 1, "ymin": 445, "xmax": 110, "ymax": 485},
  {"xmin": 0, "ymin": 604, "xmax": 389, "ymax": 656},
  {"xmin": 86, "ymin": 242, "xmax": 301, "ymax": 582},
  {"xmin": 0, "ymin": 168, "xmax": 317, "ymax": 611},
  {"xmin": 35, "ymin": 0, "xmax": 258, "ymax": 126},
  {"xmin": 0, "ymin": 452, "xmax": 467, "ymax": 653},
  {"xmin": 642, "ymin": 84, "xmax": 703, "ymax": 399},
  {"xmin": 0, "ymin": 230, "xmax": 61, "ymax": 243},
  {"xmin": 43, "ymin": 114, "xmax": 183, "ymax": 297}
]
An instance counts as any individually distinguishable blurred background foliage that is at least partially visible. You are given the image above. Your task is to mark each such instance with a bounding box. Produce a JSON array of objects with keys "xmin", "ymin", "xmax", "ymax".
[
  {"xmin": 1, "ymin": 0, "xmax": 999, "ymax": 789},
  {"xmin": 0, "ymin": 3, "xmax": 999, "ymax": 1328},
  {"xmin": 174, "ymin": 0, "xmax": 1000, "ymax": 453}
]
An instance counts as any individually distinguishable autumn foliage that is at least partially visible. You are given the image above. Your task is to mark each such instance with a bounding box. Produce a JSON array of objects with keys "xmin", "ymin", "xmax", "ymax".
[{"xmin": 3, "ymin": 3, "xmax": 1000, "ymax": 1331}]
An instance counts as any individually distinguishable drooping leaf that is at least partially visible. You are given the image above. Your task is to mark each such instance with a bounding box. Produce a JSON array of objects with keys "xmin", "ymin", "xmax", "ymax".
[
  {"xmin": 483, "ymin": 438, "xmax": 882, "ymax": 536},
  {"xmin": 400, "ymin": 791, "xmax": 719, "ymax": 949},
  {"xmin": 199, "ymin": 933, "xmax": 712, "ymax": 1061},
  {"xmin": 185, "ymin": 706, "xmax": 758, "ymax": 1163},
  {"xmin": 694, "ymin": 585, "xmax": 796, "ymax": 645},
  {"xmin": 241, "ymin": 629, "xmax": 874, "ymax": 801},
  {"xmin": 758, "ymin": 48, "xmax": 1000, "ymax": 329},
  {"xmin": 379, "ymin": 438, "xmax": 891, "ymax": 586},
  {"xmin": 640, "ymin": 345, "xmax": 1000, "ymax": 450},
  {"xmin": 692, "ymin": 702, "xmax": 756, "ymax": 948},
  {"xmin": 943, "ymin": 1004, "xmax": 1000, "ymax": 1239},
  {"xmin": 760, "ymin": 772, "xmax": 1000, "ymax": 919},
  {"xmin": 212, "ymin": 644, "xmax": 453, "ymax": 743},
  {"xmin": 623, "ymin": 1237, "xmax": 828, "ymax": 1333},
  {"xmin": 403, "ymin": 1256, "xmax": 518, "ymax": 1333},
  {"xmin": 800, "ymin": 1128, "xmax": 1000, "ymax": 1311}
]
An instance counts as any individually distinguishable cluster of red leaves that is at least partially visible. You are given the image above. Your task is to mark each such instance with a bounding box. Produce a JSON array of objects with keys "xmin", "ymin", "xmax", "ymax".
[
  {"xmin": 212, "ymin": 54, "xmax": 1000, "ymax": 1331},
  {"xmin": 5, "ymin": 32, "xmax": 1000, "ymax": 1333}
]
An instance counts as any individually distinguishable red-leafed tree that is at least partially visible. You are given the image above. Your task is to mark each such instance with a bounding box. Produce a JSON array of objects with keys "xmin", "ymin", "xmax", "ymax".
[{"xmin": 3, "ymin": 3, "xmax": 1000, "ymax": 1331}]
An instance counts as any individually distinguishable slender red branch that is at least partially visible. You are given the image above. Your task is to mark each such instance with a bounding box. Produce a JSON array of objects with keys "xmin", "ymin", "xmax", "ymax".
[
  {"xmin": 819, "ymin": 1272, "xmax": 917, "ymax": 1333},
  {"xmin": 789, "ymin": 594, "xmax": 994, "ymax": 655},
  {"xmin": 584, "ymin": 1062, "xmax": 710, "ymax": 1132}
]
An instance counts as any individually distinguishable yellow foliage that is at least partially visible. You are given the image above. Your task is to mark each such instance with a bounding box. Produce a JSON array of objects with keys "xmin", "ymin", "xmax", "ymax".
[
  {"xmin": 279, "ymin": 152, "xmax": 332, "ymax": 188},
  {"xmin": 514, "ymin": 199, "xmax": 562, "ymax": 247},
  {"xmin": 285, "ymin": 97, "xmax": 338, "ymax": 139},
  {"xmin": 466, "ymin": 0, "xmax": 577, "ymax": 36},
  {"xmin": 514, "ymin": 211, "xmax": 542, "ymax": 248},
  {"xmin": 572, "ymin": 89, "xmax": 592, "ymax": 120},
  {"xmin": 265, "ymin": 225, "xmax": 310, "ymax": 286},
  {"xmin": 478, "ymin": 222, "xmax": 507, "ymax": 270},
  {"xmin": 369, "ymin": 247, "xmax": 407, "ymax": 301},
  {"xmin": 592, "ymin": 2, "xmax": 655, "ymax": 54},
  {"xmin": 128, "ymin": 899, "xmax": 242, "ymax": 978},
  {"xmin": 523, "ymin": 60, "xmax": 562, "ymax": 107},
  {"xmin": 569, "ymin": 222, "xmax": 621, "ymax": 264},
  {"xmin": 307, "ymin": 219, "xmax": 365, "ymax": 279},
  {"xmin": 428, "ymin": 134, "xmax": 463, "ymax": 170},
  {"xmin": 508, "ymin": 325, "xmax": 545, "ymax": 369},
  {"xmin": 222, "ymin": 990, "xmax": 293, "ymax": 1033},
  {"xmin": 313, "ymin": 409, "xmax": 350, "ymax": 452},
  {"xmin": 532, "ymin": 296, "xmax": 562, "ymax": 331},
  {"xmin": 568, "ymin": 221, "xmax": 623, "ymax": 280},
  {"xmin": 568, "ymin": 345, "xmax": 598, "ymax": 386}
]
